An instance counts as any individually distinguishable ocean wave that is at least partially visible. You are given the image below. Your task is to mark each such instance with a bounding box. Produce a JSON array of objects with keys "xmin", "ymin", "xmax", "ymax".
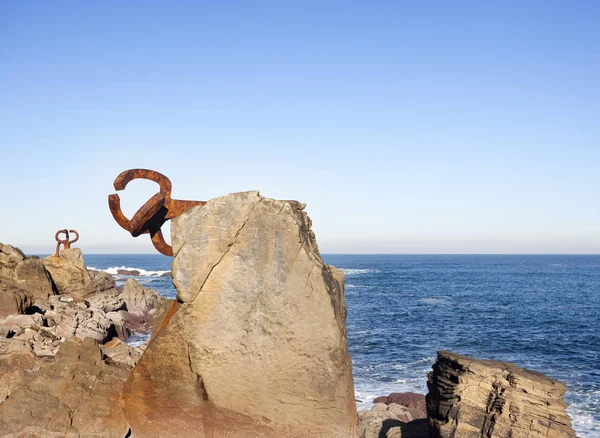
[
  {"xmin": 346, "ymin": 284, "xmax": 375, "ymax": 289},
  {"xmin": 340, "ymin": 268, "xmax": 380, "ymax": 276},
  {"xmin": 88, "ymin": 266, "xmax": 171, "ymax": 277}
]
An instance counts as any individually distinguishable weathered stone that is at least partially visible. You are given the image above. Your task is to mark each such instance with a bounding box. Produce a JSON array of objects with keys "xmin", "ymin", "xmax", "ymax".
[
  {"xmin": 85, "ymin": 269, "xmax": 117, "ymax": 295},
  {"xmin": 1, "ymin": 313, "xmax": 44, "ymax": 327},
  {"xmin": 106, "ymin": 310, "xmax": 131, "ymax": 339},
  {"xmin": 101, "ymin": 337, "xmax": 141, "ymax": 369},
  {"xmin": 86, "ymin": 287, "xmax": 124, "ymax": 313},
  {"xmin": 151, "ymin": 298, "xmax": 176, "ymax": 337},
  {"xmin": 122, "ymin": 278, "xmax": 162, "ymax": 316},
  {"xmin": 0, "ymin": 337, "xmax": 130, "ymax": 437},
  {"xmin": 45, "ymin": 299, "xmax": 114, "ymax": 342},
  {"xmin": 426, "ymin": 351, "xmax": 576, "ymax": 438},
  {"xmin": 0, "ymin": 244, "xmax": 55, "ymax": 304},
  {"xmin": 12, "ymin": 257, "xmax": 55, "ymax": 302},
  {"xmin": 43, "ymin": 248, "xmax": 92, "ymax": 300},
  {"xmin": 0, "ymin": 279, "xmax": 32, "ymax": 319},
  {"xmin": 0, "ymin": 243, "xmax": 25, "ymax": 279},
  {"xmin": 0, "ymin": 350, "xmax": 41, "ymax": 403},
  {"xmin": 124, "ymin": 191, "xmax": 356, "ymax": 437}
]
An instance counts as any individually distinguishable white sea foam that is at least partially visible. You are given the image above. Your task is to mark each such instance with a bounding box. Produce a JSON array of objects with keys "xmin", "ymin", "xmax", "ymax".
[
  {"xmin": 418, "ymin": 296, "xmax": 450, "ymax": 305},
  {"xmin": 346, "ymin": 284, "xmax": 375, "ymax": 289},
  {"xmin": 88, "ymin": 266, "xmax": 170, "ymax": 277},
  {"xmin": 125, "ymin": 332, "xmax": 151, "ymax": 348},
  {"xmin": 340, "ymin": 268, "xmax": 380, "ymax": 276}
]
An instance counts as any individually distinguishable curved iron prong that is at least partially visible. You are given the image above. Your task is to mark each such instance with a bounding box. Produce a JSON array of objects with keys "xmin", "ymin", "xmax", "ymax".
[
  {"xmin": 108, "ymin": 194, "xmax": 132, "ymax": 232},
  {"xmin": 113, "ymin": 169, "xmax": 172, "ymax": 196},
  {"xmin": 68, "ymin": 230, "xmax": 79, "ymax": 245},
  {"xmin": 150, "ymin": 228, "xmax": 173, "ymax": 256}
]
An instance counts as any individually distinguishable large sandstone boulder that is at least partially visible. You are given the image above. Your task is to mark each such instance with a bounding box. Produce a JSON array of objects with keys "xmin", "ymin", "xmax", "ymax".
[
  {"xmin": 426, "ymin": 351, "xmax": 576, "ymax": 438},
  {"xmin": 0, "ymin": 337, "xmax": 130, "ymax": 437},
  {"xmin": 0, "ymin": 280, "xmax": 32, "ymax": 319},
  {"xmin": 122, "ymin": 278, "xmax": 162, "ymax": 316},
  {"xmin": 0, "ymin": 243, "xmax": 55, "ymax": 307},
  {"xmin": 124, "ymin": 191, "xmax": 357, "ymax": 437},
  {"xmin": 43, "ymin": 248, "xmax": 92, "ymax": 300}
]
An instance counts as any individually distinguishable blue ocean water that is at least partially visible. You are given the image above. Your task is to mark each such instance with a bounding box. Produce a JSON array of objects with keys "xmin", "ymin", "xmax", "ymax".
[{"xmin": 84, "ymin": 254, "xmax": 600, "ymax": 437}]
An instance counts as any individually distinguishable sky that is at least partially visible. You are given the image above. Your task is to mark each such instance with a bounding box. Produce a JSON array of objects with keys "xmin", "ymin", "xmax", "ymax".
[{"xmin": 1, "ymin": 1, "xmax": 599, "ymax": 254}]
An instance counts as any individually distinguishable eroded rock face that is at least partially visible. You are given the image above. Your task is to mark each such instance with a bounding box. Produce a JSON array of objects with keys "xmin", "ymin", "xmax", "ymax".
[
  {"xmin": 0, "ymin": 243, "xmax": 54, "ymax": 310},
  {"xmin": 124, "ymin": 191, "xmax": 357, "ymax": 437},
  {"xmin": 122, "ymin": 278, "xmax": 162, "ymax": 316},
  {"xmin": 43, "ymin": 248, "xmax": 92, "ymax": 300},
  {"xmin": 45, "ymin": 295, "xmax": 115, "ymax": 343},
  {"xmin": 101, "ymin": 337, "xmax": 142, "ymax": 369},
  {"xmin": 0, "ymin": 337, "xmax": 130, "ymax": 437},
  {"xmin": 426, "ymin": 351, "xmax": 576, "ymax": 438},
  {"xmin": 0, "ymin": 280, "xmax": 31, "ymax": 319}
]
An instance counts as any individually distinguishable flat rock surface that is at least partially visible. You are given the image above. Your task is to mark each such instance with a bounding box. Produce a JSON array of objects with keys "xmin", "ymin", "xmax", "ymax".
[
  {"xmin": 124, "ymin": 191, "xmax": 357, "ymax": 437},
  {"xmin": 426, "ymin": 350, "xmax": 576, "ymax": 438}
]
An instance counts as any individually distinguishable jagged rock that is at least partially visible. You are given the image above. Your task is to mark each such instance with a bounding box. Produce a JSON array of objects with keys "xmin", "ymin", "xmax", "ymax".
[
  {"xmin": 106, "ymin": 310, "xmax": 131, "ymax": 339},
  {"xmin": 0, "ymin": 244, "xmax": 26, "ymax": 278},
  {"xmin": 426, "ymin": 351, "xmax": 576, "ymax": 438},
  {"xmin": 124, "ymin": 191, "xmax": 357, "ymax": 437},
  {"xmin": 43, "ymin": 248, "xmax": 92, "ymax": 300},
  {"xmin": 45, "ymin": 296, "xmax": 115, "ymax": 342},
  {"xmin": 0, "ymin": 279, "xmax": 32, "ymax": 319},
  {"xmin": 0, "ymin": 243, "xmax": 55, "ymax": 303},
  {"xmin": 85, "ymin": 269, "xmax": 117, "ymax": 295},
  {"xmin": 86, "ymin": 287, "xmax": 124, "ymax": 313},
  {"xmin": 0, "ymin": 337, "xmax": 130, "ymax": 437},
  {"xmin": 101, "ymin": 338, "xmax": 141, "ymax": 369},
  {"xmin": 122, "ymin": 278, "xmax": 162, "ymax": 316}
]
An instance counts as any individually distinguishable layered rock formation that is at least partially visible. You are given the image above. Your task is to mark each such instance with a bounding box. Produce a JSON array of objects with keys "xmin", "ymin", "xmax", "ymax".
[
  {"xmin": 426, "ymin": 351, "xmax": 576, "ymax": 438},
  {"xmin": 124, "ymin": 191, "xmax": 357, "ymax": 437}
]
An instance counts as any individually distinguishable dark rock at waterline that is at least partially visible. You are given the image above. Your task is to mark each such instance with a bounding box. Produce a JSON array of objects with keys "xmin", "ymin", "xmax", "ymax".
[
  {"xmin": 160, "ymin": 271, "xmax": 171, "ymax": 277},
  {"xmin": 373, "ymin": 392, "xmax": 426, "ymax": 412},
  {"xmin": 116, "ymin": 269, "xmax": 141, "ymax": 276}
]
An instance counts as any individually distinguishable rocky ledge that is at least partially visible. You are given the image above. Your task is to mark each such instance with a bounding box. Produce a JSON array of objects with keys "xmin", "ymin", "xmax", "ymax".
[
  {"xmin": 0, "ymin": 242, "xmax": 162, "ymax": 405},
  {"xmin": 426, "ymin": 351, "xmax": 576, "ymax": 438}
]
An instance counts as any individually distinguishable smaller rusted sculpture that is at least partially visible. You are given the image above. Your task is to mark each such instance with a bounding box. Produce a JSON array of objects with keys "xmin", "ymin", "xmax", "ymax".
[
  {"xmin": 108, "ymin": 169, "xmax": 206, "ymax": 256},
  {"xmin": 55, "ymin": 229, "xmax": 79, "ymax": 257}
]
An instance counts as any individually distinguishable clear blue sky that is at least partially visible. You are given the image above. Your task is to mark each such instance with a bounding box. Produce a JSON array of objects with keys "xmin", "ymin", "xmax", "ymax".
[{"xmin": 1, "ymin": 1, "xmax": 599, "ymax": 254}]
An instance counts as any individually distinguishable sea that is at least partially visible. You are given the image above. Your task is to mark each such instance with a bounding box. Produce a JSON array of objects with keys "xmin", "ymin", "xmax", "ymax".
[{"xmin": 83, "ymin": 254, "xmax": 600, "ymax": 437}]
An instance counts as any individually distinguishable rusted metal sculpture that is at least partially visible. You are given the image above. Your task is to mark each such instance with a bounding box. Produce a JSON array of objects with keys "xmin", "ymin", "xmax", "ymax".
[
  {"xmin": 108, "ymin": 169, "xmax": 206, "ymax": 256},
  {"xmin": 55, "ymin": 229, "xmax": 79, "ymax": 257}
]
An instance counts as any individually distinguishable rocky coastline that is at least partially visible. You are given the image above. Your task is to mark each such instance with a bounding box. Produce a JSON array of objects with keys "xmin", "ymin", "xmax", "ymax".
[{"xmin": 0, "ymin": 192, "xmax": 578, "ymax": 437}]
